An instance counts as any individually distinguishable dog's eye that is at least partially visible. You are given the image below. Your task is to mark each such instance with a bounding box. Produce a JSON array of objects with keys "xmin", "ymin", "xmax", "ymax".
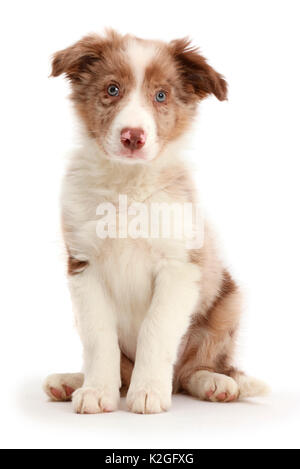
[
  {"xmin": 155, "ymin": 91, "xmax": 167, "ymax": 103},
  {"xmin": 107, "ymin": 84, "xmax": 119, "ymax": 97}
]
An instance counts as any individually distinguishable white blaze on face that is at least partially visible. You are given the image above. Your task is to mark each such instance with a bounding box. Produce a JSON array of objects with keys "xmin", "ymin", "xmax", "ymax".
[{"xmin": 106, "ymin": 39, "xmax": 159, "ymax": 163}]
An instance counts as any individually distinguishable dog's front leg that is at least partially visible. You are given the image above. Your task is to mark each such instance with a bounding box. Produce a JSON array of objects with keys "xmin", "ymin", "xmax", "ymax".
[
  {"xmin": 127, "ymin": 260, "xmax": 201, "ymax": 414},
  {"xmin": 69, "ymin": 262, "xmax": 121, "ymax": 414}
]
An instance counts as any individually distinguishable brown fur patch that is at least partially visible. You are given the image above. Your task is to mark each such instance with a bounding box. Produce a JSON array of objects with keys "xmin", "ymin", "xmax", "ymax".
[
  {"xmin": 143, "ymin": 50, "xmax": 197, "ymax": 143},
  {"xmin": 173, "ymin": 270, "xmax": 241, "ymax": 391},
  {"xmin": 51, "ymin": 31, "xmax": 135, "ymax": 150},
  {"xmin": 170, "ymin": 38, "xmax": 228, "ymax": 101},
  {"xmin": 120, "ymin": 353, "xmax": 134, "ymax": 396}
]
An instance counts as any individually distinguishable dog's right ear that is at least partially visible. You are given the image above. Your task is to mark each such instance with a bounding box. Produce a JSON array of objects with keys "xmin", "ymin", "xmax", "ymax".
[{"xmin": 51, "ymin": 34, "xmax": 104, "ymax": 82}]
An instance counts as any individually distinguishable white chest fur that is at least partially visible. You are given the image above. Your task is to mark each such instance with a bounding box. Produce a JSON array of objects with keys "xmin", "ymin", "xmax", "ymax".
[
  {"xmin": 62, "ymin": 143, "xmax": 192, "ymax": 361},
  {"xmin": 98, "ymin": 238, "xmax": 155, "ymax": 361}
]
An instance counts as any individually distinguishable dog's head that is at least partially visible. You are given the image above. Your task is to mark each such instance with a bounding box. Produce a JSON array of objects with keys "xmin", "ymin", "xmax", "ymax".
[{"xmin": 52, "ymin": 30, "xmax": 227, "ymax": 164}]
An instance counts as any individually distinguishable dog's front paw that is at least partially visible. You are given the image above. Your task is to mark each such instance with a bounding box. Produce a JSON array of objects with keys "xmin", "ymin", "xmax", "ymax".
[
  {"xmin": 126, "ymin": 383, "xmax": 171, "ymax": 414},
  {"xmin": 72, "ymin": 387, "xmax": 119, "ymax": 414}
]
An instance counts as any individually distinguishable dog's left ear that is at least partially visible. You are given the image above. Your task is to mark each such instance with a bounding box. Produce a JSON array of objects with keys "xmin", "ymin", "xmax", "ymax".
[{"xmin": 170, "ymin": 38, "xmax": 228, "ymax": 101}]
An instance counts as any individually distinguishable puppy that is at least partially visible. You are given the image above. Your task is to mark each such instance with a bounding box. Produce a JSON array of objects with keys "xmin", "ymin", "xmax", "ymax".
[{"xmin": 44, "ymin": 30, "xmax": 268, "ymax": 414}]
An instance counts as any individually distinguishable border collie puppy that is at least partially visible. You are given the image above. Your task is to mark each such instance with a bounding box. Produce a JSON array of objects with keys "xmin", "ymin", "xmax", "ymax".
[{"xmin": 44, "ymin": 30, "xmax": 268, "ymax": 414}]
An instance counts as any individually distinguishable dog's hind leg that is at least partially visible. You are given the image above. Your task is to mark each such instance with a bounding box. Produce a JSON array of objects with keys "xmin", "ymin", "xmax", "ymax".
[
  {"xmin": 43, "ymin": 353, "xmax": 134, "ymax": 401},
  {"xmin": 43, "ymin": 373, "xmax": 84, "ymax": 401},
  {"xmin": 175, "ymin": 270, "xmax": 269, "ymax": 402}
]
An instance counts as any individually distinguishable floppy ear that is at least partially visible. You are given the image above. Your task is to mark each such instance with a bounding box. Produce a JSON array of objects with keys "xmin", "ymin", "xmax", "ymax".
[
  {"xmin": 170, "ymin": 38, "xmax": 227, "ymax": 101},
  {"xmin": 51, "ymin": 34, "xmax": 104, "ymax": 82}
]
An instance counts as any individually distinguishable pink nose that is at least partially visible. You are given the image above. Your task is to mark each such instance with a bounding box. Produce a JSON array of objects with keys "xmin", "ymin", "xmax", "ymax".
[{"xmin": 120, "ymin": 128, "xmax": 146, "ymax": 151}]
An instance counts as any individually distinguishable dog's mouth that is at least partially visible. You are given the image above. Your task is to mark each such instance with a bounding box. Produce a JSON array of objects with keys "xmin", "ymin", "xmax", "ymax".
[{"xmin": 118, "ymin": 148, "xmax": 147, "ymax": 160}]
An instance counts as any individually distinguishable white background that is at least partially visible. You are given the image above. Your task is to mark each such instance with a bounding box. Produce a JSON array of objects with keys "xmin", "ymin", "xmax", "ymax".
[{"xmin": 1, "ymin": 0, "xmax": 299, "ymax": 449}]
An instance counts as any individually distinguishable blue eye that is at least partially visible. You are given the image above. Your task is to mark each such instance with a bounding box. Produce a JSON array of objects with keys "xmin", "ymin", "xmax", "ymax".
[
  {"xmin": 156, "ymin": 91, "xmax": 167, "ymax": 103},
  {"xmin": 108, "ymin": 84, "xmax": 119, "ymax": 97}
]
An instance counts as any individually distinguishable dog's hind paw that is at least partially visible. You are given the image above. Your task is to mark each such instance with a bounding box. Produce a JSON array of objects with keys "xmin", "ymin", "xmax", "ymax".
[{"xmin": 43, "ymin": 373, "xmax": 84, "ymax": 401}]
